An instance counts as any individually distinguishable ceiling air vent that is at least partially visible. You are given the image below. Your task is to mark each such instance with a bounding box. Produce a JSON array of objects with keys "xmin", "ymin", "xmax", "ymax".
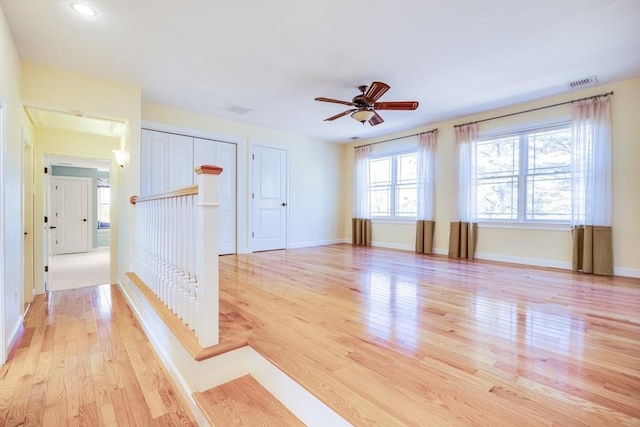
[
  {"xmin": 222, "ymin": 103, "xmax": 252, "ymax": 115},
  {"xmin": 568, "ymin": 75, "xmax": 598, "ymax": 89}
]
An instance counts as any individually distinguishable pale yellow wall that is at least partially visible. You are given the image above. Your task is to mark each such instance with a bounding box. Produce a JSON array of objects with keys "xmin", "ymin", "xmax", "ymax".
[
  {"xmin": 142, "ymin": 103, "xmax": 345, "ymax": 251},
  {"xmin": 0, "ymin": 5, "xmax": 26, "ymax": 358},
  {"xmin": 21, "ymin": 62, "xmax": 142, "ymax": 291},
  {"xmin": 344, "ymin": 77, "xmax": 640, "ymax": 276}
]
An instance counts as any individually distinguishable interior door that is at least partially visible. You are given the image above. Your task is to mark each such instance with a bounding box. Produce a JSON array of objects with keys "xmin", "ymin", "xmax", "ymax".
[
  {"xmin": 194, "ymin": 138, "xmax": 237, "ymax": 254},
  {"xmin": 52, "ymin": 176, "xmax": 90, "ymax": 254},
  {"xmin": 252, "ymin": 145, "xmax": 287, "ymax": 252}
]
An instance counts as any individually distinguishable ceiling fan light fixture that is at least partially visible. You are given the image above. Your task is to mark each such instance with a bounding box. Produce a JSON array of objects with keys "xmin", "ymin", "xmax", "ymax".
[{"xmin": 351, "ymin": 110, "xmax": 374, "ymax": 124}]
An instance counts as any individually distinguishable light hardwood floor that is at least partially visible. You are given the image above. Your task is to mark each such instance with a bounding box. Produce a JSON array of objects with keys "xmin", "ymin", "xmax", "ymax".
[
  {"xmin": 2, "ymin": 244, "xmax": 639, "ymax": 426},
  {"xmin": 216, "ymin": 245, "xmax": 640, "ymax": 426},
  {"xmin": 0, "ymin": 285, "xmax": 194, "ymax": 426}
]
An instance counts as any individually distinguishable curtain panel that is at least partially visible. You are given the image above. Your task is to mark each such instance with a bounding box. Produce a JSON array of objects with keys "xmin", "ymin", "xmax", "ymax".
[
  {"xmin": 571, "ymin": 96, "xmax": 613, "ymax": 275},
  {"xmin": 415, "ymin": 132, "xmax": 437, "ymax": 254},
  {"xmin": 449, "ymin": 124, "xmax": 478, "ymax": 259},
  {"xmin": 353, "ymin": 145, "xmax": 372, "ymax": 246}
]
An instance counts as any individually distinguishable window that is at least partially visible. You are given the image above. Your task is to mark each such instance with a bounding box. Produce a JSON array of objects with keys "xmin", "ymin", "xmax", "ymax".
[
  {"xmin": 475, "ymin": 123, "xmax": 571, "ymax": 222},
  {"xmin": 370, "ymin": 152, "xmax": 417, "ymax": 218},
  {"xmin": 97, "ymin": 186, "xmax": 110, "ymax": 228}
]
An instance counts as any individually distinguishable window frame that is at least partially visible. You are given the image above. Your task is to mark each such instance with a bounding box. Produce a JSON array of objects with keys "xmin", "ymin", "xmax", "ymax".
[
  {"xmin": 369, "ymin": 149, "xmax": 417, "ymax": 221},
  {"xmin": 474, "ymin": 118, "xmax": 572, "ymax": 227}
]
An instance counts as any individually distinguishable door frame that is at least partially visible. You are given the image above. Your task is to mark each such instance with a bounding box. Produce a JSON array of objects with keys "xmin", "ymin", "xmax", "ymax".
[
  {"xmin": 0, "ymin": 97, "xmax": 7, "ymax": 363},
  {"xmin": 248, "ymin": 140, "xmax": 290, "ymax": 253},
  {"xmin": 50, "ymin": 175, "xmax": 92, "ymax": 255},
  {"xmin": 22, "ymin": 128, "xmax": 34, "ymax": 307}
]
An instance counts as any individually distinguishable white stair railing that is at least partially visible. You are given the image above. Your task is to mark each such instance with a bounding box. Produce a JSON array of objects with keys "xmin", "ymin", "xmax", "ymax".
[{"xmin": 130, "ymin": 165, "xmax": 222, "ymax": 347}]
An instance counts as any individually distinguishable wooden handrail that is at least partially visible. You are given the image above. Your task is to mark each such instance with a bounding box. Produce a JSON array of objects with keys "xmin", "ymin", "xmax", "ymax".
[
  {"xmin": 131, "ymin": 164, "xmax": 223, "ymax": 204},
  {"xmin": 130, "ymin": 185, "xmax": 198, "ymax": 205}
]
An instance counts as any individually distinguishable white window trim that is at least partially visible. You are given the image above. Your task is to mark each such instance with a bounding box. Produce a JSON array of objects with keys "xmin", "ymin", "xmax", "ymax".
[
  {"xmin": 370, "ymin": 149, "xmax": 417, "ymax": 220},
  {"xmin": 475, "ymin": 118, "xmax": 572, "ymax": 225}
]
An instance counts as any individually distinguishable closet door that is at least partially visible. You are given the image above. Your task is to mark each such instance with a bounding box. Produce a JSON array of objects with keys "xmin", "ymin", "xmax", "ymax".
[
  {"xmin": 194, "ymin": 138, "xmax": 237, "ymax": 254},
  {"xmin": 141, "ymin": 129, "xmax": 193, "ymax": 195}
]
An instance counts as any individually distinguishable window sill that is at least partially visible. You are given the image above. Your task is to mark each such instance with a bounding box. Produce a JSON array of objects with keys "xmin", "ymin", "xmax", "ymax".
[
  {"xmin": 371, "ymin": 218, "xmax": 416, "ymax": 225},
  {"xmin": 478, "ymin": 221, "xmax": 571, "ymax": 232}
]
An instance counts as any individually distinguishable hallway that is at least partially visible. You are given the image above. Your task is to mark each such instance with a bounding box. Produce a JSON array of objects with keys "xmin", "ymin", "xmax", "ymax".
[
  {"xmin": 49, "ymin": 248, "xmax": 111, "ymax": 291},
  {"xmin": 0, "ymin": 285, "xmax": 194, "ymax": 426}
]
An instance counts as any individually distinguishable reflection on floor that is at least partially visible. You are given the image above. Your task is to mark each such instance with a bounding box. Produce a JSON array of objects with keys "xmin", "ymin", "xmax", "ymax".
[{"xmin": 49, "ymin": 247, "xmax": 110, "ymax": 291}]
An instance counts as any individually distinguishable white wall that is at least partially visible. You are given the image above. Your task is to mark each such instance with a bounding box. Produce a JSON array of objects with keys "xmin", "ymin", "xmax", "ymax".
[
  {"xmin": 343, "ymin": 77, "xmax": 640, "ymax": 277},
  {"xmin": 0, "ymin": 6, "xmax": 25, "ymax": 360},
  {"xmin": 142, "ymin": 104, "xmax": 345, "ymax": 252}
]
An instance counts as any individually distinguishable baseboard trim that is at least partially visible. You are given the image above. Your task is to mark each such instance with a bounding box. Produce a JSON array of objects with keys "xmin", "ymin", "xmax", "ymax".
[
  {"xmin": 289, "ymin": 239, "xmax": 345, "ymax": 249},
  {"xmin": 613, "ymin": 267, "xmax": 640, "ymax": 278},
  {"xmin": 371, "ymin": 241, "xmax": 414, "ymax": 251},
  {"xmin": 5, "ymin": 314, "xmax": 25, "ymax": 363},
  {"xmin": 474, "ymin": 251, "xmax": 572, "ymax": 270}
]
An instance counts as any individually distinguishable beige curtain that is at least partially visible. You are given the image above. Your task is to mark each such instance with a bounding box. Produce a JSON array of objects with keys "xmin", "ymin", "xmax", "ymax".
[
  {"xmin": 571, "ymin": 96, "xmax": 613, "ymax": 276},
  {"xmin": 415, "ymin": 132, "xmax": 437, "ymax": 254},
  {"xmin": 448, "ymin": 221, "xmax": 477, "ymax": 259},
  {"xmin": 416, "ymin": 220, "xmax": 435, "ymax": 254},
  {"xmin": 352, "ymin": 218, "xmax": 371, "ymax": 246},
  {"xmin": 572, "ymin": 225, "xmax": 613, "ymax": 275}
]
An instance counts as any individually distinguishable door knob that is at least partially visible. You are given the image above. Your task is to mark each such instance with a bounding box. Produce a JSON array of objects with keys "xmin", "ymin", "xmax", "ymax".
[
  {"xmin": 83, "ymin": 219, "xmax": 87, "ymax": 222},
  {"xmin": 281, "ymin": 202, "xmax": 287, "ymax": 207},
  {"xmin": 49, "ymin": 226, "xmax": 56, "ymax": 229}
]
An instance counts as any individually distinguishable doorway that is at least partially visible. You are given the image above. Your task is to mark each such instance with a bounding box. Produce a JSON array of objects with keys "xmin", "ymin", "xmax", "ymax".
[
  {"xmin": 45, "ymin": 156, "xmax": 111, "ymax": 291},
  {"xmin": 251, "ymin": 144, "xmax": 288, "ymax": 252}
]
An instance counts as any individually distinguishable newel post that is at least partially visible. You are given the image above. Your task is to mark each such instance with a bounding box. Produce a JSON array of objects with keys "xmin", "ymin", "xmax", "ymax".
[{"xmin": 194, "ymin": 165, "xmax": 223, "ymax": 347}]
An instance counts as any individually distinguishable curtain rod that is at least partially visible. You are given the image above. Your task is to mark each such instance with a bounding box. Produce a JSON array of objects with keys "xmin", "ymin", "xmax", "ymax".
[
  {"xmin": 354, "ymin": 128, "xmax": 438, "ymax": 149},
  {"xmin": 453, "ymin": 91, "xmax": 614, "ymax": 128}
]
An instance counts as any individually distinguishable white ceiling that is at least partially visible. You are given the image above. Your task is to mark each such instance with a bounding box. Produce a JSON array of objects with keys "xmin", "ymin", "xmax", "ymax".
[{"xmin": 2, "ymin": 0, "xmax": 639, "ymax": 143}]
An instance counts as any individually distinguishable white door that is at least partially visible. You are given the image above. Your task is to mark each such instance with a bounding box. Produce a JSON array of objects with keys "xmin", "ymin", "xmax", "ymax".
[
  {"xmin": 252, "ymin": 145, "xmax": 287, "ymax": 252},
  {"xmin": 52, "ymin": 176, "xmax": 90, "ymax": 254},
  {"xmin": 141, "ymin": 129, "xmax": 193, "ymax": 196},
  {"xmin": 194, "ymin": 138, "xmax": 237, "ymax": 254}
]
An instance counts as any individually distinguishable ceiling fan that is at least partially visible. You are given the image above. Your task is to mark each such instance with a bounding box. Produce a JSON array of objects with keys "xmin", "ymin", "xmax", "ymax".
[{"xmin": 314, "ymin": 81, "xmax": 419, "ymax": 126}]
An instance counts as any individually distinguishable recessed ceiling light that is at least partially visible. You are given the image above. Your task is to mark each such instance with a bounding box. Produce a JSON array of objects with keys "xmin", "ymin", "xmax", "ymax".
[{"xmin": 70, "ymin": 2, "xmax": 97, "ymax": 17}]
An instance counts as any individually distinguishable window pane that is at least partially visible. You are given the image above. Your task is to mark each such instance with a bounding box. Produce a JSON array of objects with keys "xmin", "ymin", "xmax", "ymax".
[
  {"xmin": 527, "ymin": 127, "xmax": 571, "ymax": 221},
  {"xmin": 476, "ymin": 177, "xmax": 518, "ymax": 220},
  {"xmin": 476, "ymin": 136, "xmax": 518, "ymax": 178},
  {"xmin": 396, "ymin": 185, "xmax": 416, "ymax": 217},
  {"xmin": 527, "ymin": 173, "xmax": 571, "ymax": 221},
  {"xmin": 476, "ymin": 136, "xmax": 519, "ymax": 220},
  {"xmin": 370, "ymin": 187, "xmax": 390, "ymax": 216},
  {"xmin": 370, "ymin": 158, "xmax": 391, "ymax": 185},
  {"xmin": 397, "ymin": 154, "xmax": 416, "ymax": 183}
]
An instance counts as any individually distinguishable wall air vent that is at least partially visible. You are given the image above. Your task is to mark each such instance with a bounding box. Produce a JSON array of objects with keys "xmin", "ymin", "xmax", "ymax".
[
  {"xmin": 222, "ymin": 103, "xmax": 252, "ymax": 115},
  {"xmin": 568, "ymin": 75, "xmax": 598, "ymax": 89}
]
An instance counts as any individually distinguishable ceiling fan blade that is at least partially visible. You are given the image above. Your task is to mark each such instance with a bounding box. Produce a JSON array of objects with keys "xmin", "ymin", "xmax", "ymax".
[
  {"xmin": 368, "ymin": 111, "xmax": 384, "ymax": 126},
  {"xmin": 324, "ymin": 109, "xmax": 357, "ymax": 121},
  {"xmin": 374, "ymin": 101, "xmax": 419, "ymax": 110},
  {"xmin": 315, "ymin": 97, "xmax": 355, "ymax": 107},
  {"xmin": 363, "ymin": 81, "xmax": 390, "ymax": 103}
]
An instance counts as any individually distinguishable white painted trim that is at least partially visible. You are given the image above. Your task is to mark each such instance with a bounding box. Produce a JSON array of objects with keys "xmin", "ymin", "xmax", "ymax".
[
  {"xmin": 289, "ymin": 238, "xmax": 344, "ymax": 249},
  {"xmin": 478, "ymin": 221, "xmax": 571, "ymax": 232},
  {"xmin": 249, "ymin": 348, "xmax": 351, "ymax": 427},
  {"xmin": 6, "ymin": 312, "xmax": 24, "ymax": 357},
  {"xmin": 474, "ymin": 251, "xmax": 572, "ymax": 270},
  {"xmin": 613, "ymin": 267, "xmax": 640, "ymax": 278},
  {"xmin": 371, "ymin": 240, "xmax": 413, "ymax": 251},
  {"xmin": 0, "ymin": 98, "xmax": 6, "ymax": 363}
]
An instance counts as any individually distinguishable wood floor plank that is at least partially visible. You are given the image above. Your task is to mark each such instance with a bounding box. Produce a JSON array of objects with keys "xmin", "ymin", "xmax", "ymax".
[
  {"xmin": 212, "ymin": 244, "xmax": 640, "ymax": 426},
  {"xmin": 194, "ymin": 374, "xmax": 304, "ymax": 427},
  {"xmin": 1, "ymin": 285, "xmax": 195, "ymax": 426}
]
